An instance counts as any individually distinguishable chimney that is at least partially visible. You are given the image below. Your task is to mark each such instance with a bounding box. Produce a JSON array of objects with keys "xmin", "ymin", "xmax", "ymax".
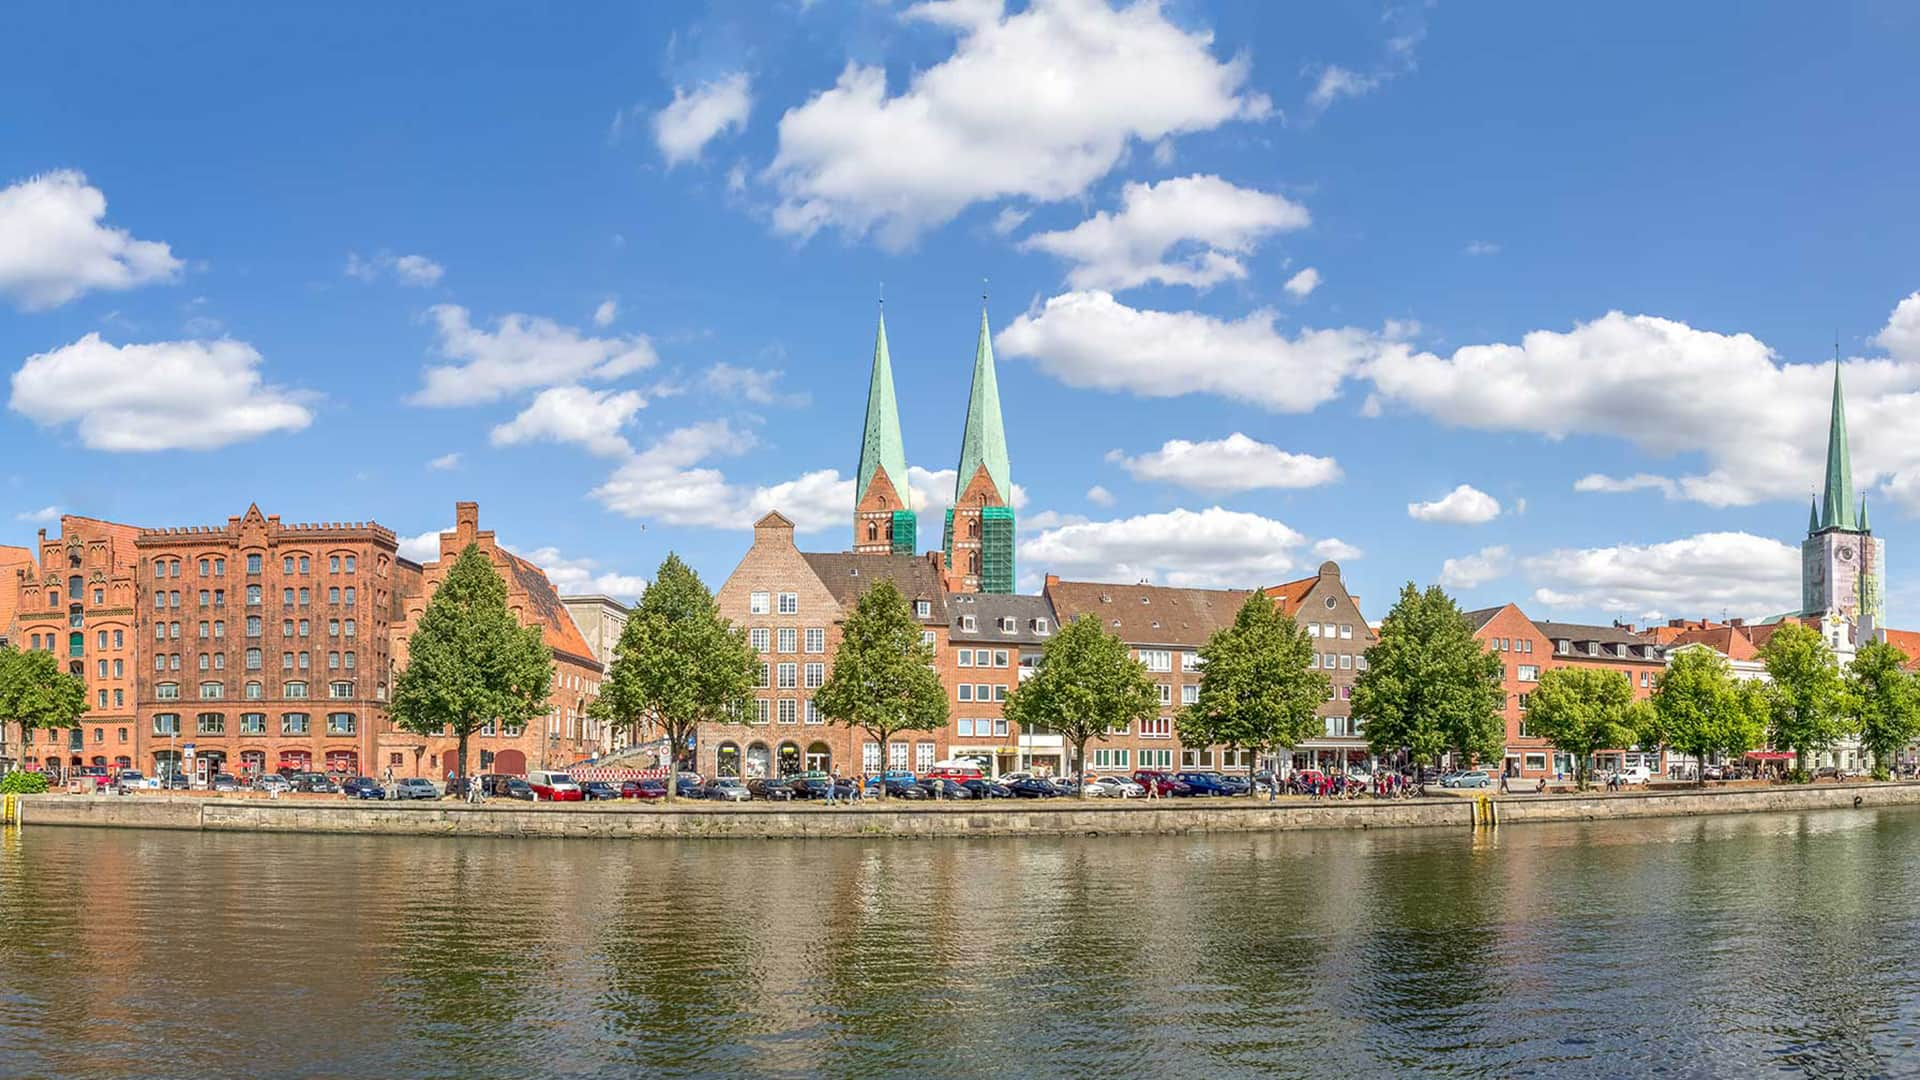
[
  {"xmin": 1730, "ymin": 617, "xmax": 1745, "ymax": 627},
  {"xmin": 455, "ymin": 501, "xmax": 480, "ymax": 540}
]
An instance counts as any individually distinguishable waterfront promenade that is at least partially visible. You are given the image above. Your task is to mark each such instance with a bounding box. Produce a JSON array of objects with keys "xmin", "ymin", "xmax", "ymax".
[{"xmin": 15, "ymin": 780, "xmax": 1920, "ymax": 840}]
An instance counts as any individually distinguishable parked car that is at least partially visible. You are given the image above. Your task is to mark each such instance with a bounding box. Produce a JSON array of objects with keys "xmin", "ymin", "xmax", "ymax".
[
  {"xmin": 747, "ymin": 777, "xmax": 794, "ymax": 801},
  {"xmin": 112, "ymin": 770, "xmax": 148, "ymax": 794},
  {"xmin": 961, "ymin": 778, "xmax": 1014, "ymax": 799},
  {"xmin": 501, "ymin": 777, "xmax": 534, "ymax": 801},
  {"xmin": 675, "ymin": 776, "xmax": 705, "ymax": 798},
  {"xmin": 1214, "ymin": 774, "xmax": 1252, "ymax": 796},
  {"xmin": 622, "ymin": 779, "xmax": 667, "ymax": 801},
  {"xmin": 580, "ymin": 781, "xmax": 622, "ymax": 801},
  {"xmin": 1617, "ymin": 766, "xmax": 1653, "ymax": 786},
  {"xmin": 1086, "ymin": 776, "xmax": 1145, "ymax": 798},
  {"xmin": 705, "ymin": 778, "xmax": 752, "ymax": 802},
  {"xmin": 870, "ymin": 777, "xmax": 930, "ymax": 799},
  {"xmin": 1131, "ymin": 770, "xmax": 1191, "ymax": 797},
  {"xmin": 286, "ymin": 771, "xmax": 336, "ymax": 794},
  {"xmin": 1007, "ymin": 777, "xmax": 1061, "ymax": 799},
  {"xmin": 525, "ymin": 770, "xmax": 584, "ymax": 802},
  {"xmin": 1175, "ymin": 772, "xmax": 1232, "ymax": 797},
  {"xmin": 392, "ymin": 777, "xmax": 439, "ymax": 800},
  {"xmin": 252, "ymin": 773, "xmax": 292, "ymax": 795},
  {"xmin": 160, "ymin": 771, "xmax": 193, "ymax": 790},
  {"xmin": 340, "ymin": 776, "xmax": 385, "ymax": 800},
  {"xmin": 789, "ymin": 776, "xmax": 838, "ymax": 800},
  {"xmin": 1441, "ymin": 770, "xmax": 1494, "ymax": 789},
  {"xmin": 919, "ymin": 777, "xmax": 973, "ymax": 799}
]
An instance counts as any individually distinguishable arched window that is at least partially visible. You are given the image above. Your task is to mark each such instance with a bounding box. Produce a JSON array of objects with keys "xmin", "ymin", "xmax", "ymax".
[
  {"xmin": 969, "ymin": 552, "xmax": 980, "ymax": 574},
  {"xmin": 885, "ymin": 519, "xmax": 894, "ymax": 540},
  {"xmin": 68, "ymin": 575, "xmax": 83, "ymax": 597},
  {"xmin": 967, "ymin": 519, "xmax": 979, "ymax": 538},
  {"xmin": 866, "ymin": 521, "xmax": 878, "ymax": 542}
]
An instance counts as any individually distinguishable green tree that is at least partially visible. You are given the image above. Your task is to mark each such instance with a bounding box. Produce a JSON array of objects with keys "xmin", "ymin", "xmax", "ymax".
[
  {"xmin": 0, "ymin": 648, "xmax": 90, "ymax": 756},
  {"xmin": 812, "ymin": 580, "xmax": 948, "ymax": 799},
  {"xmin": 1652, "ymin": 646, "xmax": 1747, "ymax": 785},
  {"xmin": 1006, "ymin": 613, "xmax": 1158, "ymax": 797},
  {"xmin": 1177, "ymin": 594, "xmax": 1329, "ymax": 793},
  {"xmin": 1522, "ymin": 667, "xmax": 1636, "ymax": 789},
  {"xmin": 587, "ymin": 554, "xmax": 755, "ymax": 802},
  {"xmin": 1846, "ymin": 638, "xmax": 1920, "ymax": 780},
  {"xmin": 391, "ymin": 545, "xmax": 554, "ymax": 788},
  {"xmin": 1759, "ymin": 621, "xmax": 1845, "ymax": 776},
  {"xmin": 1352, "ymin": 583, "xmax": 1504, "ymax": 770}
]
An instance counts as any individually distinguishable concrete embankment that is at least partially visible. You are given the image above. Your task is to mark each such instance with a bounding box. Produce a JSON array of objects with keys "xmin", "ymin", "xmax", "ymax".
[{"xmin": 14, "ymin": 781, "xmax": 1920, "ymax": 840}]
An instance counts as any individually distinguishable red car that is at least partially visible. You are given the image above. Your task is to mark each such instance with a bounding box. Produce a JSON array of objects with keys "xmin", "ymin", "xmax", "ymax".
[
  {"xmin": 1131, "ymin": 770, "xmax": 1192, "ymax": 797},
  {"xmin": 621, "ymin": 779, "xmax": 667, "ymax": 801}
]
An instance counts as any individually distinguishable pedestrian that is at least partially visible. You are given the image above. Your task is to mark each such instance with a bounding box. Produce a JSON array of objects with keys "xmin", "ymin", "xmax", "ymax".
[
  {"xmin": 826, "ymin": 768, "xmax": 838, "ymax": 806},
  {"xmin": 1499, "ymin": 771, "xmax": 1510, "ymax": 795},
  {"xmin": 1145, "ymin": 775, "xmax": 1159, "ymax": 800},
  {"xmin": 1268, "ymin": 771, "xmax": 1277, "ymax": 803}
]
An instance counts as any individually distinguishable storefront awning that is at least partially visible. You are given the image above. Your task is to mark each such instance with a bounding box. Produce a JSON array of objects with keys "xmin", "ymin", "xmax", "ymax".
[{"xmin": 1744, "ymin": 751, "xmax": 1795, "ymax": 761}]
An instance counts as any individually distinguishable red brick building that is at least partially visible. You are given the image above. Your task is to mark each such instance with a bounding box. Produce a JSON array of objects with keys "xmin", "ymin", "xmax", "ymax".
[
  {"xmin": 5, "ymin": 517, "xmax": 141, "ymax": 775},
  {"xmin": 132, "ymin": 505, "xmax": 400, "ymax": 782},
  {"xmin": 379, "ymin": 502, "xmax": 604, "ymax": 780},
  {"xmin": 1041, "ymin": 577, "xmax": 1248, "ymax": 776},
  {"xmin": 1265, "ymin": 562, "xmax": 1377, "ymax": 771}
]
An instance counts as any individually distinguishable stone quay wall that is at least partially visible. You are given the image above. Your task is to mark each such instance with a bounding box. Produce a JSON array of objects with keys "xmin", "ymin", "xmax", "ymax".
[{"xmin": 14, "ymin": 781, "xmax": 1920, "ymax": 841}]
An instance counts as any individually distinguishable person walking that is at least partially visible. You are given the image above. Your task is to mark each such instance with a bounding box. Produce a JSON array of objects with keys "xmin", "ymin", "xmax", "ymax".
[
  {"xmin": 826, "ymin": 767, "xmax": 838, "ymax": 807},
  {"xmin": 1499, "ymin": 771, "xmax": 1510, "ymax": 795},
  {"xmin": 1145, "ymin": 775, "xmax": 1159, "ymax": 800}
]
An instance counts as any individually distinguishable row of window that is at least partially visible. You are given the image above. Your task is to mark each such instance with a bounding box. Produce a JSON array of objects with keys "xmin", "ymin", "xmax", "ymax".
[
  {"xmin": 954, "ymin": 717, "xmax": 1010, "ymax": 738},
  {"xmin": 152, "ymin": 554, "xmax": 360, "ymax": 579},
  {"xmin": 1312, "ymin": 653, "xmax": 1364, "ymax": 671},
  {"xmin": 1306, "ymin": 623, "xmax": 1355, "ymax": 639},
  {"xmin": 751, "ymin": 698, "xmax": 820, "ymax": 725},
  {"xmin": 956, "ymin": 648, "xmax": 1010, "ymax": 668},
  {"xmin": 954, "ymin": 614, "xmax": 1049, "ymax": 635},
  {"xmin": 151, "ymin": 712, "xmax": 359, "ymax": 737},
  {"xmin": 1137, "ymin": 649, "xmax": 1203, "ymax": 673},
  {"xmin": 755, "ymin": 662, "xmax": 826, "ymax": 690},
  {"xmin": 1489, "ymin": 636, "xmax": 1535, "ymax": 653},
  {"xmin": 152, "ymin": 680, "xmax": 357, "ymax": 701},
  {"xmin": 747, "ymin": 591, "xmax": 802, "ymax": 615},
  {"xmin": 151, "ymin": 650, "xmax": 357, "ymax": 672},
  {"xmin": 748, "ymin": 627, "xmax": 827, "ymax": 654},
  {"xmin": 957, "ymin": 683, "xmax": 1009, "ymax": 703},
  {"xmin": 28, "ymin": 630, "xmax": 126, "ymax": 652}
]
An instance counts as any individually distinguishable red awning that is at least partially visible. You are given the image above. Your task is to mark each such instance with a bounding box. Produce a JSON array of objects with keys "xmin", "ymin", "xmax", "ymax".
[{"xmin": 1744, "ymin": 751, "xmax": 1795, "ymax": 761}]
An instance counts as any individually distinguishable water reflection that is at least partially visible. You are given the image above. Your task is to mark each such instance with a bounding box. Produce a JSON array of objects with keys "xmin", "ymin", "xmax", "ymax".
[{"xmin": 2, "ymin": 809, "xmax": 1919, "ymax": 1077}]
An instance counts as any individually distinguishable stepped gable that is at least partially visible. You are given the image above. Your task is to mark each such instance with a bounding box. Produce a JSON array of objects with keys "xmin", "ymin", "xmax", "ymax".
[{"xmin": 502, "ymin": 549, "xmax": 597, "ymax": 662}]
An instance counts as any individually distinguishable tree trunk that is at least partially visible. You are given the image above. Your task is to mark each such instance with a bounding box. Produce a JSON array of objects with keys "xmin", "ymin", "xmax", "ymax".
[
  {"xmin": 1073, "ymin": 737, "xmax": 1086, "ymax": 798},
  {"xmin": 1248, "ymin": 752, "xmax": 1258, "ymax": 798},
  {"xmin": 456, "ymin": 729, "xmax": 470, "ymax": 799},
  {"xmin": 872, "ymin": 727, "xmax": 889, "ymax": 800}
]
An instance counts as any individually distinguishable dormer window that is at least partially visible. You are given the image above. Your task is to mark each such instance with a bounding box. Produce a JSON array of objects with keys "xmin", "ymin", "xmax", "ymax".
[
  {"xmin": 1000, "ymin": 617, "xmax": 1016, "ymax": 633},
  {"xmin": 915, "ymin": 600, "xmax": 931, "ymax": 618},
  {"xmin": 961, "ymin": 615, "xmax": 977, "ymax": 632},
  {"xmin": 1033, "ymin": 618, "xmax": 1050, "ymax": 634}
]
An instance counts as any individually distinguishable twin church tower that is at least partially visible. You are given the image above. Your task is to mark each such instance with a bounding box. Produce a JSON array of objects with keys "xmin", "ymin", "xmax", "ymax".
[
  {"xmin": 1802, "ymin": 360, "xmax": 1885, "ymax": 636},
  {"xmin": 852, "ymin": 305, "xmax": 1014, "ymax": 594}
]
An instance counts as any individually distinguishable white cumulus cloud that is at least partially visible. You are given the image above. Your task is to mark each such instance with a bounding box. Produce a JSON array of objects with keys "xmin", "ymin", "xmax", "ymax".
[
  {"xmin": 1018, "ymin": 506, "xmax": 1306, "ymax": 589},
  {"xmin": 427, "ymin": 452, "xmax": 461, "ymax": 471},
  {"xmin": 1085, "ymin": 484, "xmax": 1115, "ymax": 506},
  {"xmin": 1438, "ymin": 546, "xmax": 1511, "ymax": 590},
  {"xmin": 1284, "ymin": 267, "xmax": 1321, "ymax": 298},
  {"xmin": 654, "ymin": 72, "xmax": 753, "ymax": 165},
  {"xmin": 1312, "ymin": 537, "xmax": 1363, "ymax": 562},
  {"xmin": 1020, "ymin": 174, "xmax": 1308, "ymax": 291},
  {"xmin": 593, "ymin": 299, "xmax": 618, "ymax": 327},
  {"xmin": 768, "ymin": 0, "xmax": 1271, "ymax": 247},
  {"xmin": 1407, "ymin": 484, "xmax": 1501, "ymax": 524},
  {"xmin": 10, "ymin": 334, "xmax": 313, "ymax": 450},
  {"xmin": 0, "ymin": 170, "xmax": 182, "ymax": 310},
  {"xmin": 1522, "ymin": 532, "xmax": 1800, "ymax": 622},
  {"xmin": 490, "ymin": 385, "xmax": 648, "ymax": 457},
  {"xmin": 411, "ymin": 304, "xmax": 657, "ymax": 406},
  {"xmin": 1110, "ymin": 432, "xmax": 1341, "ymax": 493},
  {"xmin": 997, "ymin": 290, "xmax": 1382, "ymax": 412},
  {"xmin": 15, "ymin": 505, "xmax": 61, "ymax": 524},
  {"xmin": 509, "ymin": 544, "xmax": 649, "ymax": 602},
  {"xmin": 345, "ymin": 251, "xmax": 444, "ymax": 287}
]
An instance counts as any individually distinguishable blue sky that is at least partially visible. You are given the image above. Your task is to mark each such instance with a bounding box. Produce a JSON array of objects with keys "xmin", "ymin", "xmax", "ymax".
[{"xmin": 4, "ymin": 0, "xmax": 1920, "ymax": 626}]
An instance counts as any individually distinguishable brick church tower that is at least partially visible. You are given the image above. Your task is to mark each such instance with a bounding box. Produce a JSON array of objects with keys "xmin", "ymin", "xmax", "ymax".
[
  {"xmin": 853, "ymin": 308, "xmax": 917, "ymax": 555},
  {"xmin": 943, "ymin": 307, "xmax": 1014, "ymax": 593}
]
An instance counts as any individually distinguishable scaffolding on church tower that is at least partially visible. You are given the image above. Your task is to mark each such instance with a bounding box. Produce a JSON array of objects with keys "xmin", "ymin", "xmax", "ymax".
[
  {"xmin": 979, "ymin": 506, "xmax": 1015, "ymax": 594},
  {"xmin": 890, "ymin": 510, "xmax": 917, "ymax": 556}
]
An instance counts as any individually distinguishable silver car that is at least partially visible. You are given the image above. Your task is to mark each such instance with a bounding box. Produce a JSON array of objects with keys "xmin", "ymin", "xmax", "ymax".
[
  {"xmin": 1085, "ymin": 776, "xmax": 1145, "ymax": 798},
  {"xmin": 705, "ymin": 778, "xmax": 751, "ymax": 802}
]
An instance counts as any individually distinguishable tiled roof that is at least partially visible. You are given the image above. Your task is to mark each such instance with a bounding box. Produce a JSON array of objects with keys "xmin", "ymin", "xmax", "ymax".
[
  {"xmin": 1262, "ymin": 575, "xmax": 1317, "ymax": 613},
  {"xmin": 800, "ymin": 552, "xmax": 948, "ymax": 623},
  {"xmin": 1667, "ymin": 625, "xmax": 1758, "ymax": 661},
  {"xmin": 1045, "ymin": 579, "xmax": 1249, "ymax": 647},
  {"xmin": 1463, "ymin": 605, "xmax": 1505, "ymax": 631},
  {"xmin": 1883, "ymin": 628, "xmax": 1920, "ymax": 670},
  {"xmin": 500, "ymin": 551, "xmax": 598, "ymax": 665},
  {"xmin": 945, "ymin": 592, "xmax": 1056, "ymax": 645},
  {"xmin": 1534, "ymin": 620, "xmax": 1653, "ymax": 647}
]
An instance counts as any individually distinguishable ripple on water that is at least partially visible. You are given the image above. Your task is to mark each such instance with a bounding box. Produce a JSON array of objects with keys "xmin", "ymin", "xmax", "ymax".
[{"xmin": 2, "ymin": 808, "xmax": 1920, "ymax": 1077}]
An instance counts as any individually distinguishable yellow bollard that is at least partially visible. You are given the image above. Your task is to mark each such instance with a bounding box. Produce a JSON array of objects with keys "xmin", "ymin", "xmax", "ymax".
[{"xmin": 2, "ymin": 792, "xmax": 17, "ymax": 826}]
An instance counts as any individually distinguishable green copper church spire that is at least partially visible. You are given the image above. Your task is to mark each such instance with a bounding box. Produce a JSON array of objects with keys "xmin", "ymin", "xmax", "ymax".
[
  {"xmin": 856, "ymin": 308, "xmax": 910, "ymax": 511},
  {"xmin": 1807, "ymin": 495, "xmax": 1820, "ymax": 537},
  {"xmin": 1819, "ymin": 358, "xmax": 1858, "ymax": 531},
  {"xmin": 954, "ymin": 306, "xmax": 1011, "ymax": 504}
]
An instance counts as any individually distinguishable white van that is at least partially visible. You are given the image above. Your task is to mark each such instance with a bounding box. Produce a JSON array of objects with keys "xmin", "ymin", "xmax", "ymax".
[{"xmin": 524, "ymin": 770, "xmax": 584, "ymax": 801}]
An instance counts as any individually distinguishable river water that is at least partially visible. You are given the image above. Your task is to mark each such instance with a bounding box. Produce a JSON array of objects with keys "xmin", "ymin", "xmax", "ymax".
[{"xmin": 2, "ymin": 808, "xmax": 1919, "ymax": 1078}]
